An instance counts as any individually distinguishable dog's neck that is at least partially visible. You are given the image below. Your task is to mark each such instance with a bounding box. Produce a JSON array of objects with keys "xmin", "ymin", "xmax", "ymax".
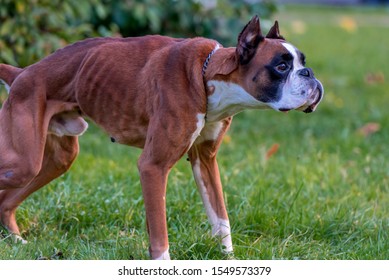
[
  {"xmin": 202, "ymin": 46, "xmax": 237, "ymax": 83},
  {"xmin": 202, "ymin": 45, "xmax": 268, "ymax": 122},
  {"xmin": 202, "ymin": 44, "xmax": 220, "ymax": 77},
  {"xmin": 205, "ymin": 79, "xmax": 268, "ymax": 122}
]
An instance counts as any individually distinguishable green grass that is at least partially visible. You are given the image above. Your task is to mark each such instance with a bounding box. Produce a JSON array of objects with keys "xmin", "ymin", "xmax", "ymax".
[{"xmin": 1, "ymin": 6, "xmax": 389, "ymax": 259}]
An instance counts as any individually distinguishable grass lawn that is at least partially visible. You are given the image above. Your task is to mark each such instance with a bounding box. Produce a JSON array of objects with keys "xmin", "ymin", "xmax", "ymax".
[{"xmin": 1, "ymin": 5, "xmax": 389, "ymax": 259}]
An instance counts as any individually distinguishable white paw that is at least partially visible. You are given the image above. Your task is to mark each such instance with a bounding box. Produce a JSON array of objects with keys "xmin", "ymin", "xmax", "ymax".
[{"xmin": 12, "ymin": 234, "xmax": 28, "ymax": 244}]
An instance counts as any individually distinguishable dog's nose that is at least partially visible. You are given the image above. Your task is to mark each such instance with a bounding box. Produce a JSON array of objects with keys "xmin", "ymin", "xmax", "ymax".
[{"xmin": 298, "ymin": 68, "xmax": 313, "ymax": 78}]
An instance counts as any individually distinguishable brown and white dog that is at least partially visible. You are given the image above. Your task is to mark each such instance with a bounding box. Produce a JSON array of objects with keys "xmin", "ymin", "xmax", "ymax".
[{"xmin": 0, "ymin": 16, "xmax": 323, "ymax": 259}]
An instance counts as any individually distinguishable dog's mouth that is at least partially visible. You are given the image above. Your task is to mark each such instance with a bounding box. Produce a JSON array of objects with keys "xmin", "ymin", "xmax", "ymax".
[
  {"xmin": 297, "ymin": 80, "xmax": 324, "ymax": 114},
  {"xmin": 304, "ymin": 80, "xmax": 324, "ymax": 113},
  {"xmin": 265, "ymin": 79, "xmax": 324, "ymax": 114}
]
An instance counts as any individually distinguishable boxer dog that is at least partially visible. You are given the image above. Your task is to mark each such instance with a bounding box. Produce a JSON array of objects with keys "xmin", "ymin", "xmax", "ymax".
[{"xmin": 0, "ymin": 16, "xmax": 323, "ymax": 259}]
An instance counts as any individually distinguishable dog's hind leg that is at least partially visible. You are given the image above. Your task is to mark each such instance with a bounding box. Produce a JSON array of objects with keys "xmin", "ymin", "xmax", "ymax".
[
  {"xmin": 0, "ymin": 135, "xmax": 79, "ymax": 243},
  {"xmin": 0, "ymin": 79, "xmax": 50, "ymax": 189},
  {"xmin": 187, "ymin": 117, "xmax": 234, "ymax": 254},
  {"xmin": 0, "ymin": 73, "xmax": 83, "ymax": 190}
]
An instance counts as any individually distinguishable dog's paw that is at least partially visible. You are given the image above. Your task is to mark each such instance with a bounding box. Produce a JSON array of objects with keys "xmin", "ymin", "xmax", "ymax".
[
  {"xmin": 12, "ymin": 234, "xmax": 28, "ymax": 244},
  {"xmin": 223, "ymin": 250, "xmax": 236, "ymax": 260}
]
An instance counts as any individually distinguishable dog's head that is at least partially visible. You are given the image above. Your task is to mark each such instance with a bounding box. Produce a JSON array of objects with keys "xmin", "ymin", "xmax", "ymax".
[{"xmin": 235, "ymin": 16, "xmax": 323, "ymax": 113}]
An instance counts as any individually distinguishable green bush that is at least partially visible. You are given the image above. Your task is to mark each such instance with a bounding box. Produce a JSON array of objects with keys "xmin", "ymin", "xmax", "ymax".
[
  {"xmin": 92, "ymin": 0, "xmax": 277, "ymax": 45},
  {"xmin": 0, "ymin": 0, "xmax": 112, "ymax": 67},
  {"xmin": 0, "ymin": 0, "xmax": 276, "ymax": 67}
]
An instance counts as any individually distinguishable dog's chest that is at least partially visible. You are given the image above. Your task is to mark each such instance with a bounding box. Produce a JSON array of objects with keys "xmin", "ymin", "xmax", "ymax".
[{"xmin": 205, "ymin": 80, "xmax": 267, "ymax": 122}]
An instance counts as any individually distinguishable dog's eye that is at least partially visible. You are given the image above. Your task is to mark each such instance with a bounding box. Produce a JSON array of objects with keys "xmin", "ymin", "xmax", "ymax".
[{"xmin": 275, "ymin": 63, "xmax": 288, "ymax": 72}]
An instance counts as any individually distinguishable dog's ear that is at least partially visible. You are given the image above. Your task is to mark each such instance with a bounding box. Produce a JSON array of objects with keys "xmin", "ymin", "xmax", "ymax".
[
  {"xmin": 266, "ymin": 21, "xmax": 285, "ymax": 40},
  {"xmin": 236, "ymin": 15, "xmax": 264, "ymax": 65}
]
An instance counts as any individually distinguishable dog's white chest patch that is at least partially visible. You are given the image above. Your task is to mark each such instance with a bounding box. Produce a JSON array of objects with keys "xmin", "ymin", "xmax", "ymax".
[
  {"xmin": 206, "ymin": 80, "xmax": 267, "ymax": 122},
  {"xmin": 188, "ymin": 113, "xmax": 206, "ymax": 148}
]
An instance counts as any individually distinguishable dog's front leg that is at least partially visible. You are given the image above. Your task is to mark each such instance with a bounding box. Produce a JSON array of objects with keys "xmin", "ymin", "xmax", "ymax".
[
  {"xmin": 137, "ymin": 113, "xmax": 205, "ymax": 260},
  {"xmin": 188, "ymin": 117, "xmax": 233, "ymax": 254},
  {"xmin": 138, "ymin": 157, "xmax": 171, "ymax": 260}
]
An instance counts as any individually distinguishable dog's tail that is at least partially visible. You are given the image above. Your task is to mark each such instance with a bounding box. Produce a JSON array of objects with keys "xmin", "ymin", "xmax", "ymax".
[{"xmin": 0, "ymin": 64, "xmax": 23, "ymax": 93}]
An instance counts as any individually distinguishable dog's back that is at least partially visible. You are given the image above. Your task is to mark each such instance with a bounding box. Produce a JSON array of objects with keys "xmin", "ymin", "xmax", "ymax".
[
  {"xmin": 0, "ymin": 38, "xmax": 111, "ymax": 93},
  {"xmin": 1, "ymin": 36, "xmax": 185, "ymax": 99}
]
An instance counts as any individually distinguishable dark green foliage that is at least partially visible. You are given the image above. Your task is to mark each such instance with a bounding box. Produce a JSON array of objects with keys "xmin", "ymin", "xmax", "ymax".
[
  {"xmin": 0, "ymin": 0, "xmax": 109, "ymax": 66},
  {"xmin": 0, "ymin": 0, "xmax": 276, "ymax": 67},
  {"xmin": 91, "ymin": 0, "xmax": 277, "ymax": 45}
]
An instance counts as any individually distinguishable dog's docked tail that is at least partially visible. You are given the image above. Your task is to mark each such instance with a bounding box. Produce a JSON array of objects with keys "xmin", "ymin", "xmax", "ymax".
[{"xmin": 0, "ymin": 64, "xmax": 23, "ymax": 93}]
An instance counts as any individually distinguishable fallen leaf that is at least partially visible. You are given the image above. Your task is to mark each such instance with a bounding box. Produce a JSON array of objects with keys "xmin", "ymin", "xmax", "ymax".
[
  {"xmin": 357, "ymin": 122, "xmax": 380, "ymax": 137},
  {"xmin": 291, "ymin": 20, "xmax": 307, "ymax": 34},
  {"xmin": 339, "ymin": 16, "xmax": 357, "ymax": 33},
  {"xmin": 266, "ymin": 143, "xmax": 280, "ymax": 160},
  {"xmin": 223, "ymin": 134, "xmax": 231, "ymax": 144},
  {"xmin": 364, "ymin": 72, "xmax": 385, "ymax": 85}
]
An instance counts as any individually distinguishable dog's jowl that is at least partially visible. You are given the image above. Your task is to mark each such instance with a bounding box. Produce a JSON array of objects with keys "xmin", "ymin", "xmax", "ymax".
[{"xmin": 0, "ymin": 16, "xmax": 323, "ymax": 259}]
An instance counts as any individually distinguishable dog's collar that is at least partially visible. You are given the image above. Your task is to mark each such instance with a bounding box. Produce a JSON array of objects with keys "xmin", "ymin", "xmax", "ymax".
[{"xmin": 202, "ymin": 44, "xmax": 220, "ymax": 77}]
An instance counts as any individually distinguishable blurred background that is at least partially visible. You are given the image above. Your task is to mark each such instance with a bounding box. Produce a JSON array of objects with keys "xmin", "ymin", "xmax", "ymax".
[{"xmin": 1, "ymin": 0, "xmax": 388, "ymax": 259}]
